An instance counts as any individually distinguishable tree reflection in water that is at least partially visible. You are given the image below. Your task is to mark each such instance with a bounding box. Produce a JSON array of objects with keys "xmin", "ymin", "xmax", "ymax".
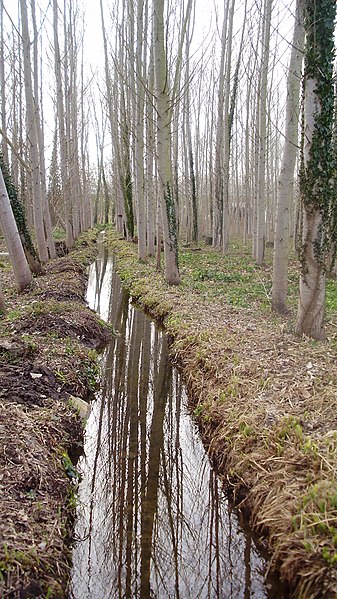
[{"xmin": 71, "ymin": 249, "xmax": 281, "ymax": 599}]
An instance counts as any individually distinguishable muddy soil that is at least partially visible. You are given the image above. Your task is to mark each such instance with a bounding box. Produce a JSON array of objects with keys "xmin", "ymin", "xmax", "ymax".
[{"xmin": 0, "ymin": 231, "xmax": 111, "ymax": 598}]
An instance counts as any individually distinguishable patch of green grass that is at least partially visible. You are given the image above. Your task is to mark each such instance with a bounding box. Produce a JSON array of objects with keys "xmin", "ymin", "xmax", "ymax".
[
  {"xmin": 0, "ymin": 544, "xmax": 39, "ymax": 579},
  {"xmin": 63, "ymin": 337, "xmax": 80, "ymax": 356},
  {"xmin": 179, "ymin": 243, "xmax": 276, "ymax": 308},
  {"xmin": 6, "ymin": 308, "xmax": 22, "ymax": 322},
  {"xmin": 56, "ymin": 369, "xmax": 68, "ymax": 385},
  {"xmin": 61, "ymin": 452, "xmax": 80, "ymax": 485},
  {"xmin": 239, "ymin": 422, "xmax": 254, "ymax": 437},
  {"xmin": 193, "ymin": 404, "xmax": 205, "ymax": 418},
  {"xmin": 83, "ymin": 349, "xmax": 100, "ymax": 392},
  {"xmin": 52, "ymin": 228, "xmax": 66, "ymax": 241},
  {"xmin": 326, "ymin": 280, "xmax": 337, "ymax": 315}
]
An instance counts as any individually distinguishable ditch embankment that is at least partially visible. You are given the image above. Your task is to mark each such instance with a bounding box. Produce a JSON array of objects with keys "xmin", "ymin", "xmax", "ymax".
[
  {"xmin": 0, "ymin": 230, "xmax": 111, "ymax": 598},
  {"xmin": 106, "ymin": 229, "xmax": 337, "ymax": 599}
]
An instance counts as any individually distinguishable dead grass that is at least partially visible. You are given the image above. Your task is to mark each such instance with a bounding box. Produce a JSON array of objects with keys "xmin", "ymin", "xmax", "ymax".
[
  {"xmin": 0, "ymin": 400, "xmax": 82, "ymax": 598},
  {"xmin": 107, "ymin": 230, "xmax": 337, "ymax": 599},
  {"xmin": 0, "ymin": 230, "xmax": 111, "ymax": 598}
]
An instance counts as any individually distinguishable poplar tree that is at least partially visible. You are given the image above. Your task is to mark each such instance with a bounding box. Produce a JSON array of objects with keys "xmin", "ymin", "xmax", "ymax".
[
  {"xmin": 295, "ymin": 0, "xmax": 336, "ymax": 339},
  {"xmin": 255, "ymin": 0, "xmax": 273, "ymax": 265},
  {"xmin": 272, "ymin": 0, "xmax": 304, "ymax": 313},
  {"xmin": 19, "ymin": 0, "xmax": 50, "ymax": 263},
  {"xmin": 153, "ymin": 0, "xmax": 193, "ymax": 285},
  {"xmin": 0, "ymin": 152, "xmax": 41, "ymax": 273},
  {"xmin": 0, "ymin": 167, "xmax": 32, "ymax": 292}
]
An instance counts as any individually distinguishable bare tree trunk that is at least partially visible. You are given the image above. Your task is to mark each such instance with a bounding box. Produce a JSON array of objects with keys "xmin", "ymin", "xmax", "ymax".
[
  {"xmin": 221, "ymin": 0, "xmax": 235, "ymax": 253},
  {"xmin": 272, "ymin": 0, "xmax": 304, "ymax": 313},
  {"xmin": 0, "ymin": 167, "xmax": 32, "ymax": 292},
  {"xmin": 31, "ymin": 0, "xmax": 56, "ymax": 259},
  {"xmin": 256, "ymin": 0, "xmax": 272, "ymax": 265},
  {"xmin": 54, "ymin": 0, "xmax": 70, "ymax": 246},
  {"xmin": 146, "ymin": 46, "xmax": 156, "ymax": 257},
  {"xmin": 19, "ymin": 0, "xmax": 49, "ymax": 263},
  {"xmin": 213, "ymin": 0, "xmax": 229, "ymax": 247},
  {"xmin": 184, "ymin": 25, "xmax": 198, "ymax": 244},
  {"xmin": 135, "ymin": 0, "xmax": 147, "ymax": 261},
  {"xmin": 222, "ymin": 0, "xmax": 247, "ymax": 252},
  {"xmin": 0, "ymin": 277, "xmax": 5, "ymax": 312},
  {"xmin": 153, "ymin": 0, "xmax": 180, "ymax": 285},
  {"xmin": 0, "ymin": 0, "xmax": 8, "ymax": 163},
  {"xmin": 296, "ymin": 209, "xmax": 326, "ymax": 339}
]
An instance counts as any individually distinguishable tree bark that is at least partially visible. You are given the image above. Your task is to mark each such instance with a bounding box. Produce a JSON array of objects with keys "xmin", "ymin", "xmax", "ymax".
[
  {"xmin": 146, "ymin": 47, "xmax": 156, "ymax": 256},
  {"xmin": 135, "ymin": 0, "xmax": 147, "ymax": 261},
  {"xmin": 0, "ymin": 277, "xmax": 5, "ymax": 312},
  {"xmin": 256, "ymin": 0, "xmax": 273, "ymax": 265},
  {"xmin": 213, "ymin": 0, "xmax": 229, "ymax": 248},
  {"xmin": 295, "ymin": 0, "xmax": 336, "ymax": 340},
  {"xmin": 0, "ymin": 0, "xmax": 8, "ymax": 163},
  {"xmin": 31, "ymin": 0, "xmax": 56, "ymax": 259},
  {"xmin": 20, "ymin": 0, "xmax": 49, "ymax": 263},
  {"xmin": 296, "ymin": 210, "xmax": 326, "ymax": 339},
  {"xmin": 153, "ymin": 0, "xmax": 180, "ymax": 285},
  {"xmin": 0, "ymin": 167, "xmax": 32, "ymax": 292},
  {"xmin": 272, "ymin": 0, "xmax": 304, "ymax": 313}
]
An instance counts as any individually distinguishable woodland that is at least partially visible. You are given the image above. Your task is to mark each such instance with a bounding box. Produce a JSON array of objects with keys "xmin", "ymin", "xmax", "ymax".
[{"xmin": 0, "ymin": 0, "xmax": 336, "ymax": 597}]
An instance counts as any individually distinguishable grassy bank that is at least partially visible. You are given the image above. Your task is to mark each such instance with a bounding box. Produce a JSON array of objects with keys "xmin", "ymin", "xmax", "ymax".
[
  {"xmin": 0, "ymin": 230, "xmax": 111, "ymax": 598},
  {"xmin": 106, "ymin": 229, "xmax": 337, "ymax": 599}
]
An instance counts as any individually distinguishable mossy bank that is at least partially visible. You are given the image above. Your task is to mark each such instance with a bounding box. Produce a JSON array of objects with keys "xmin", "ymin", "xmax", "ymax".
[
  {"xmin": 106, "ymin": 229, "xmax": 337, "ymax": 599},
  {"xmin": 0, "ymin": 229, "xmax": 111, "ymax": 598}
]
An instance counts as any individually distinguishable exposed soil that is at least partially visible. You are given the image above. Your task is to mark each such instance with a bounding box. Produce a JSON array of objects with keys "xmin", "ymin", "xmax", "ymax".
[
  {"xmin": 106, "ymin": 230, "xmax": 337, "ymax": 599},
  {"xmin": 0, "ymin": 231, "xmax": 111, "ymax": 598}
]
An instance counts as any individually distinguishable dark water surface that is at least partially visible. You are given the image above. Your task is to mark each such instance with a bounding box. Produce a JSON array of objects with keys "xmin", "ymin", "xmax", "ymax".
[{"xmin": 71, "ymin": 245, "xmax": 284, "ymax": 599}]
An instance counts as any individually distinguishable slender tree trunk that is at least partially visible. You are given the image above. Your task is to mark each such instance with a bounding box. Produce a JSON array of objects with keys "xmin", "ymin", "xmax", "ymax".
[
  {"xmin": 0, "ymin": 277, "xmax": 5, "ymax": 312},
  {"xmin": 222, "ymin": 0, "xmax": 247, "ymax": 252},
  {"xmin": 272, "ymin": 0, "xmax": 304, "ymax": 313},
  {"xmin": 0, "ymin": 167, "xmax": 32, "ymax": 292},
  {"xmin": 135, "ymin": 0, "xmax": 147, "ymax": 261},
  {"xmin": 31, "ymin": 0, "xmax": 56, "ymax": 259},
  {"xmin": 146, "ymin": 48, "xmax": 155, "ymax": 256},
  {"xmin": 256, "ymin": 0, "xmax": 273, "ymax": 265},
  {"xmin": 19, "ymin": 0, "xmax": 49, "ymax": 263},
  {"xmin": 153, "ymin": 0, "xmax": 180, "ymax": 285},
  {"xmin": 0, "ymin": 0, "xmax": 8, "ymax": 163},
  {"xmin": 185, "ymin": 29, "xmax": 198, "ymax": 243},
  {"xmin": 213, "ymin": 0, "xmax": 229, "ymax": 247},
  {"xmin": 221, "ymin": 0, "xmax": 235, "ymax": 253}
]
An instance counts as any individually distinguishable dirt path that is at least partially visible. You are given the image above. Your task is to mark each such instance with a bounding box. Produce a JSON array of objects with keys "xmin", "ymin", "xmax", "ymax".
[
  {"xmin": 0, "ymin": 231, "xmax": 111, "ymax": 598},
  {"xmin": 106, "ymin": 230, "xmax": 337, "ymax": 599}
]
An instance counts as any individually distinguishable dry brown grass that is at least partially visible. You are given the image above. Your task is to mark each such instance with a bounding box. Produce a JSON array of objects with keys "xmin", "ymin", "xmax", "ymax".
[
  {"xmin": 0, "ymin": 399, "xmax": 83, "ymax": 598},
  {"xmin": 0, "ymin": 231, "xmax": 111, "ymax": 598},
  {"xmin": 107, "ymin": 230, "xmax": 337, "ymax": 599}
]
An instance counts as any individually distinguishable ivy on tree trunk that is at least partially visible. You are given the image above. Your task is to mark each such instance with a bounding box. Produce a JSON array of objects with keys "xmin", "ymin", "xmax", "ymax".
[
  {"xmin": 0, "ymin": 152, "xmax": 41, "ymax": 274},
  {"xmin": 295, "ymin": 0, "xmax": 336, "ymax": 340}
]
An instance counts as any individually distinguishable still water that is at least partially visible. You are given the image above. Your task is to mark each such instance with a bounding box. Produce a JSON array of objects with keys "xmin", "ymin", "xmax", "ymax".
[{"xmin": 71, "ymin": 246, "xmax": 283, "ymax": 599}]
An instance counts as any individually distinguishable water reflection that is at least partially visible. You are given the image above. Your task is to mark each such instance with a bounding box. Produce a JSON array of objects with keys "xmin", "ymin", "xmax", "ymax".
[{"xmin": 71, "ymin": 250, "xmax": 279, "ymax": 599}]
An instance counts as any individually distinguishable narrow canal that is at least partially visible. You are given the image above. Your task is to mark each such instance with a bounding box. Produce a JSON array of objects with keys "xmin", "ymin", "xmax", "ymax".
[{"xmin": 71, "ymin": 244, "xmax": 284, "ymax": 599}]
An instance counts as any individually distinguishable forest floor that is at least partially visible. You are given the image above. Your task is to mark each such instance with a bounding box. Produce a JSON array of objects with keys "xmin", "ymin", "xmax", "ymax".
[
  {"xmin": 0, "ymin": 230, "xmax": 111, "ymax": 598},
  {"xmin": 106, "ymin": 229, "xmax": 337, "ymax": 599}
]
